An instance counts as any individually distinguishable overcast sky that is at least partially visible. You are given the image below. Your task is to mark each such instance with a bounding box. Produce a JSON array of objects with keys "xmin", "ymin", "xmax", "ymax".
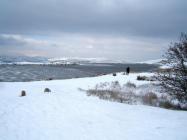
[{"xmin": 0, "ymin": 0, "xmax": 187, "ymax": 62}]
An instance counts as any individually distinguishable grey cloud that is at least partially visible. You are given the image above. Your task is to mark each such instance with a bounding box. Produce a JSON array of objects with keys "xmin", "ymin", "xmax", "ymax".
[
  {"xmin": 0, "ymin": 0, "xmax": 186, "ymax": 61},
  {"xmin": 0, "ymin": 34, "xmax": 58, "ymax": 56},
  {"xmin": 0, "ymin": 0, "xmax": 186, "ymax": 38}
]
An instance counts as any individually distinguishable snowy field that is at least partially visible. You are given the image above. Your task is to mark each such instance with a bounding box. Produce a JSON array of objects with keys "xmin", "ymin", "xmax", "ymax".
[{"xmin": 0, "ymin": 73, "xmax": 187, "ymax": 140}]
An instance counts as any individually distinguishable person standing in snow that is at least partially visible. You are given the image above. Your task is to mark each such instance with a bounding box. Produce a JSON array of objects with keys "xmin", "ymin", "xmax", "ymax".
[{"xmin": 126, "ymin": 67, "xmax": 130, "ymax": 75}]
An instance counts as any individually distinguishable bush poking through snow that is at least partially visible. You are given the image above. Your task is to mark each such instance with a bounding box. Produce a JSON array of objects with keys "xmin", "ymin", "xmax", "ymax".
[
  {"xmin": 137, "ymin": 76, "xmax": 147, "ymax": 81},
  {"xmin": 142, "ymin": 92, "xmax": 158, "ymax": 106},
  {"xmin": 44, "ymin": 88, "xmax": 51, "ymax": 93},
  {"xmin": 20, "ymin": 90, "xmax": 26, "ymax": 97},
  {"xmin": 137, "ymin": 75, "xmax": 156, "ymax": 81},
  {"xmin": 125, "ymin": 82, "xmax": 136, "ymax": 88},
  {"xmin": 87, "ymin": 81, "xmax": 141, "ymax": 105},
  {"xmin": 159, "ymin": 100, "xmax": 175, "ymax": 109},
  {"xmin": 87, "ymin": 89, "xmax": 137, "ymax": 104}
]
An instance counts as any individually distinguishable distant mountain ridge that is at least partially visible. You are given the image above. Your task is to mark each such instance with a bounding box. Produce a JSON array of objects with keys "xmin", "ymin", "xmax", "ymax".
[
  {"xmin": 0, "ymin": 56, "xmax": 166, "ymax": 65},
  {"xmin": 48, "ymin": 57, "xmax": 127, "ymax": 64}
]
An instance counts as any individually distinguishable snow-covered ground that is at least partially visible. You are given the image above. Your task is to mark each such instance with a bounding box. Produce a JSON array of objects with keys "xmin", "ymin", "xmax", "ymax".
[{"xmin": 0, "ymin": 73, "xmax": 187, "ymax": 140}]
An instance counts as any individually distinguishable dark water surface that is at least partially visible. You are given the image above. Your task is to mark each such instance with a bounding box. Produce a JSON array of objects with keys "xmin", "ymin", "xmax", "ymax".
[{"xmin": 0, "ymin": 63, "xmax": 159, "ymax": 82}]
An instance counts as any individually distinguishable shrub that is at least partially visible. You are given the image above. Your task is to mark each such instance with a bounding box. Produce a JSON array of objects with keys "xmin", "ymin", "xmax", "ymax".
[
  {"xmin": 137, "ymin": 75, "xmax": 147, "ymax": 81},
  {"xmin": 95, "ymin": 82, "xmax": 109, "ymax": 90},
  {"xmin": 125, "ymin": 82, "xmax": 136, "ymax": 88},
  {"xmin": 87, "ymin": 89, "xmax": 136, "ymax": 104},
  {"xmin": 85, "ymin": 81, "xmax": 185, "ymax": 110},
  {"xmin": 159, "ymin": 101, "xmax": 174, "ymax": 109},
  {"xmin": 142, "ymin": 92, "xmax": 158, "ymax": 105},
  {"xmin": 111, "ymin": 81, "xmax": 121, "ymax": 91}
]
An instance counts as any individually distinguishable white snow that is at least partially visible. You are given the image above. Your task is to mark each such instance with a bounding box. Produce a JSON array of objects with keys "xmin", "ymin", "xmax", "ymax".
[
  {"xmin": 159, "ymin": 62, "xmax": 187, "ymax": 69},
  {"xmin": 138, "ymin": 59, "xmax": 163, "ymax": 64},
  {"xmin": 13, "ymin": 62, "xmax": 46, "ymax": 65},
  {"xmin": 0, "ymin": 73, "xmax": 187, "ymax": 140},
  {"xmin": 159, "ymin": 65, "xmax": 172, "ymax": 69}
]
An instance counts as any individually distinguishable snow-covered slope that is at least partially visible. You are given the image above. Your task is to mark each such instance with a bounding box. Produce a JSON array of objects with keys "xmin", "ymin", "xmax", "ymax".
[{"xmin": 0, "ymin": 73, "xmax": 187, "ymax": 140}]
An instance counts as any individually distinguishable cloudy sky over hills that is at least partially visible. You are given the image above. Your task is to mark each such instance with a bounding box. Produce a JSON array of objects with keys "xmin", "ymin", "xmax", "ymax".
[{"xmin": 0, "ymin": 0, "xmax": 186, "ymax": 61}]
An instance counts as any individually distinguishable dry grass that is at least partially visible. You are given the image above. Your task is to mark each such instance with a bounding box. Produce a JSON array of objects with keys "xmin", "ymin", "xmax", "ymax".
[
  {"xmin": 86, "ymin": 81, "xmax": 185, "ymax": 110},
  {"xmin": 142, "ymin": 92, "xmax": 158, "ymax": 106},
  {"xmin": 137, "ymin": 75, "xmax": 156, "ymax": 81}
]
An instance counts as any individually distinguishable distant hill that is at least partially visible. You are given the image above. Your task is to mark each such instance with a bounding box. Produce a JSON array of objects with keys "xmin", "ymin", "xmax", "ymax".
[{"xmin": 48, "ymin": 57, "xmax": 127, "ymax": 65}]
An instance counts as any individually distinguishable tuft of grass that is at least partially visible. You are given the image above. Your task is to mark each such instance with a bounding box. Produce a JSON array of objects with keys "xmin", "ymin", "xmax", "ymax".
[
  {"xmin": 142, "ymin": 92, "xmax": 158, "ymax": 106},
  {"xmin": 137, "ymin": 75, "xmax": 156, "ymax": 81},
  {"xmin": 125, "ymin": 82, "xmax": 136, "ymax": 88},
  {"xmin": 85, "ymin": 81, "xmax": 186, "ymax": 110},
  {"xmin": 159, "ymin": 101, "xmax": 174, "ymax": 109},
  {"xmin": 137, "ymin": 75, "xmax": 147, "ymax": 81}
]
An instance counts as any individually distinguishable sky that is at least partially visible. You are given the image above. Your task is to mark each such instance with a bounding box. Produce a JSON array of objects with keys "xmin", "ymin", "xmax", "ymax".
[{"xmin": 0, "ymin": 0, "xmax": 187, "ymax": 62}]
